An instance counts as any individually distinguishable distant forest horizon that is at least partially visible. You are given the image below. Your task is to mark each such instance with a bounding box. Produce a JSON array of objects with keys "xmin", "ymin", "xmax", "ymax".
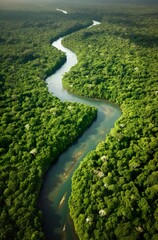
[{"xmin": 0, "ymin": 0, "xmax": 158, "ymax": 5}]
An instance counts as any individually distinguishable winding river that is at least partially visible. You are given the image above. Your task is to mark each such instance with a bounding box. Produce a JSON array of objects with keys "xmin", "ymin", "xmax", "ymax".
[{"xmin": 39, "ymin": 20, "xmax": 121, "ymax": 240}]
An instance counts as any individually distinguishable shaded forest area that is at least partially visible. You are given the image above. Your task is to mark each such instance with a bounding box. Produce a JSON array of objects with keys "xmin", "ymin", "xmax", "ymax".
[
  {"xmin": 63, "ymin": 5, "xmax": 158, "ymax": 240},
  {"xmin": 0, "ymin": 8, "xmax": 97, "ymax": 240}
]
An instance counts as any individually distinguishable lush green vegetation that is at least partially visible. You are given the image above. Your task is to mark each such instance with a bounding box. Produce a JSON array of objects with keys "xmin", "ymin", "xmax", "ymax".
[
  {"xmin": 64, "ymin": 6, "xmax": 158, "ymax": 240},
  {"xmin": 0, "ymin": 9, "xmax": 97, "ymax": 240},
  {"xmin": 1, "ymin": 2, "xmax": 158, "ymax": 239}
]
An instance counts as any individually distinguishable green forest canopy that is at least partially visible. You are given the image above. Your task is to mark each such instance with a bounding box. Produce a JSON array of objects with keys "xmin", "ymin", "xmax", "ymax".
[
  {"xmin": 0, "ymin": 2, "xmax": 158, "ymax": 240},
  {"xmin": 0, "ymin": 8, "xmax": 96, "ymax": 240},
  {"xmin": 62, "ymin": 5, "xmax": 158, "ymax": 240}
]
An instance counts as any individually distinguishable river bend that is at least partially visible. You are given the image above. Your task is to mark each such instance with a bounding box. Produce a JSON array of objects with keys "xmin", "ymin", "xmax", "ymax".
[{"xmin": 39, "ymin": 20, "xmax": 121, "ymax": 240}]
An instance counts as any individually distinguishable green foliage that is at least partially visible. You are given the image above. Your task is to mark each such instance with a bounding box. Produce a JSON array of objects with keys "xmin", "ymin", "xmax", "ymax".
[
  {"xmin": 67, "ymin": 5, "xmax": 158, "ymax": 240},
  {"xmin": 0, "ymin": 8, "xmax": 96, "ymax": 240}
]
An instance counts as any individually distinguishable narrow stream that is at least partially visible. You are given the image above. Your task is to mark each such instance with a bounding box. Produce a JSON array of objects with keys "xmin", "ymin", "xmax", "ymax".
[{"xmin": 39, "ymin": 20, "xmax": 121, "ymax": 240}]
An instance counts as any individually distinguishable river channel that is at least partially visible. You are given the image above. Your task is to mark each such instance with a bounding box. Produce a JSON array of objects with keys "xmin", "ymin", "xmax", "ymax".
[{"xmin": 39, "ymin": 20, "xmax": 121, "ymax": 240}]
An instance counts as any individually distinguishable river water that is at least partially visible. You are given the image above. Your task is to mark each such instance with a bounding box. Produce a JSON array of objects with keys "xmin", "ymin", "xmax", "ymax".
[{"xmin": 39, "ymin": 21, "xmax": 121, "ymax": 240}]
